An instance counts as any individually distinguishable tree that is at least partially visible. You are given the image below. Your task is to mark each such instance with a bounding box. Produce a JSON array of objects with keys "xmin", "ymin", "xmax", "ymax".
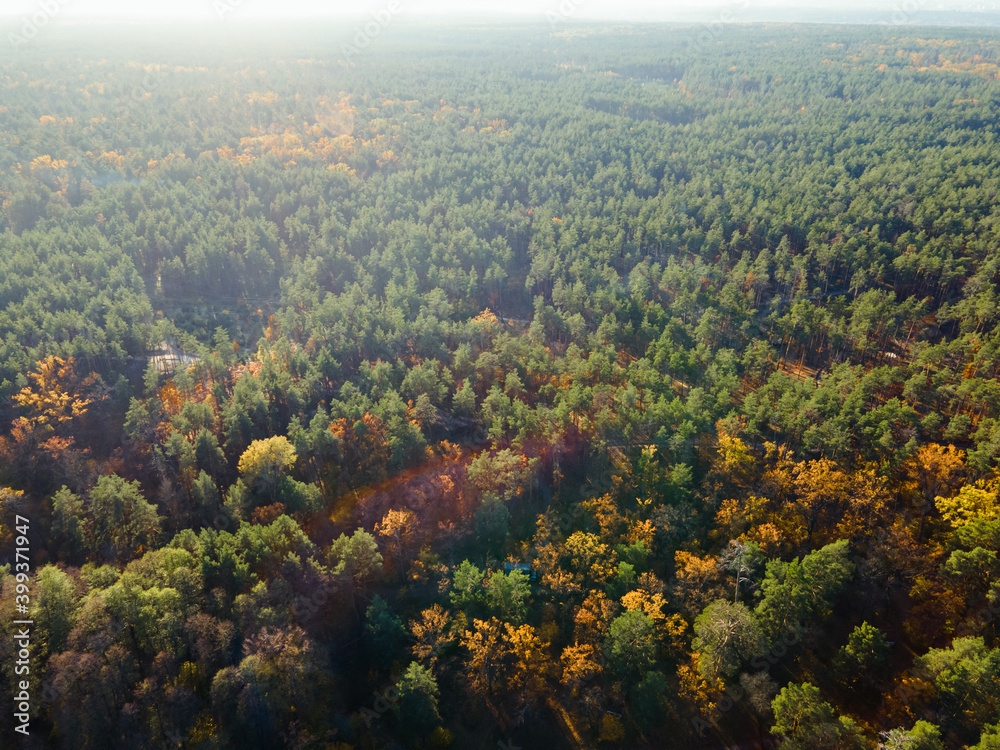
[
  {"xmin": 755, "ymin": 540, "xmax": 854, "ymax": 642},
  {"xmin": 912, "ymin": 637, "xmax": 1000, "ymax": 736},
  {"xmin": 474, "ymin": 495, "xmax": 511, "ymax": 551},
  {"xmin": 720, "ymin": 539, "xmax": 765, "ymax": 602},
  {"xmin": 879, "ymin": 721, "xmax": 944, "ymax": 750},
  {"xmin": 604, "ymin": 609, "xmax": 657, "ymax": 677},
  {"xmin": 410, "ymin": 605, "xmax": 454, "ymax": 670},
  {"xmin": 87, "ymin": 474, "xmax": 162, "ymax": 563},
  {"xmin": 630, "ymin": 670, "xmax": 669, "ymax": 732},
  {"xmin": 238, "ymin": 436, "xmax": 297, "ymax": 504},
  {"xmin": 14, "ymin": 356, "xmax": 95, "ymax": 434},
  {"xmin": 771, "ymin": 682, "xmax": 866, "ymax": 750},
  {"xmin": 328, "ymin": 528, "xmax": 383, "ymax": 592},
  {"xmin": 32, "ymin": 565, "xmax": 76, "ymax": 658},
  {"xmin": 450, "ymin": 560, "xmax": 485, "ymax": 613},
  {"xmin": 834, "ymin": 621, "xmax": 891, "ymax": 688},
  {"xmin": 903, "ymin": 443, "xmax": 964, "ymax": 540},
  {"xmin": 453, "ymin": 378, "xmax": 477, "ymax": 416},
  {"xmin": 935, "ymin": 484, "xmax": 1000, "ymax": 529},
  {"xmin": 484, "ymin": 569, "xmax": 531, "ymax": 623},
  {"xmin": 365, "ymin": 595, "xmax": 406, "ymax": 668},
  {"xmin": 560, "ymin": 642, "xmax": 603, "ymax": 694},
  {"xmin": 375, "ymin": 508, "xmax": 416, "ymax": 570},
  {"xmin": 51, "ymin": 486, "xmax": 86, "ymax": 561},
  {"xmin": 465, "ymin": 449, "xmax": 539, "ymax": 502},
  {"xmin": 693, "ymin": 599, "xmax": 763, "ymax": 679},
  {"xmin": 461, "ymin": 618, "xmax": 547, "ymax": 721},
  {"xmin": 210, "ymin": 626, "xmax": 328, "ymax": 747},
  {"xmin": 972, "ymin": 724, "xmax": 1000, "ymax": 750},
  {"xmin": 790, "ymin": 458, "xmax": 850, "ymax": 550},
  {"xmin": 395, "ymin": 661, "xmax": 441, "ymax": 736}
]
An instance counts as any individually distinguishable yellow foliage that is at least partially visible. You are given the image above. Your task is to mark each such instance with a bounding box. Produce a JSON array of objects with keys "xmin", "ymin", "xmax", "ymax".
[
  {"xmin": 677, "ymin": 656, "xmax": 724, "ymax": 720},
  {"xmin": 935, "ymin": 483, "xmax": 1000, "ymax": 528},
  {"xmin": 598, "ymin": 714, "xmax": 625, "ymax": 744},
  {"xmin": 14, "ymin": 356, "xmax": 94, "ymax": 432}
]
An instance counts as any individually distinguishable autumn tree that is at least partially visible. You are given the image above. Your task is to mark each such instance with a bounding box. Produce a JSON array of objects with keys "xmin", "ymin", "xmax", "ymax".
[
  {"xmin": 375, "ymin": 508, "xmax": 416, "ymax": 571},
  {"xmin": 903, "ymin": 443, "xmax": 964, "ymax": 540},
  {"xmin": 238, "ymin": 435, "xmax": 297, "ymax": 504},
  {"xmin": 462, "ymin": 617, "xmax": 547, "ymax": 722},
  {"xmin": 410, "ymin": 605, "xmax": 454, "ymax": 671},
  {"xmin": 14, "ymin": 356, "xmax": 95, "ymax": 435}
]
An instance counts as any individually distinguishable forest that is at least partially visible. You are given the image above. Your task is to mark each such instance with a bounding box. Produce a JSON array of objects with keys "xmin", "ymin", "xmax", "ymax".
[{"xmin": 2, "ymin": 17, "xmax": 1000, "ymax": 750}]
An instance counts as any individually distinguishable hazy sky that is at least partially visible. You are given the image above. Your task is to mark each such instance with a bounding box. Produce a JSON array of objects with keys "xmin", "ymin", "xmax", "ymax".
[{"xmin": 1, "ymin": 0, "xmax": 998, "ymax": 22}]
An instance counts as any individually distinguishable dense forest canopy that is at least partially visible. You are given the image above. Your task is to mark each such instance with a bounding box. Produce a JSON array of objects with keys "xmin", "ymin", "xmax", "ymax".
[{"xmin": 2, "ymin": 18, "xmax": 1000, "ymax": 749}]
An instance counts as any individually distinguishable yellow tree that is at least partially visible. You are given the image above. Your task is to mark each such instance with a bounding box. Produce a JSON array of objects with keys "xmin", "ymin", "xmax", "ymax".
[
  {"xmin": 935, "ymin": 483, "xmax": 1000, "ymax": 528},
  {"xmin": 560, "ymin": 643, "xmax": 602, "ymax": 695},
  {"xmin": 462, "ymin": 618, "xmax": 548, "ymax": 722},
  {"xmin": 674, "ymin": 550, "xmax": 726, "ymax": 616},
  {"xmin": 0, "ymin": 487, "xmax": 26, "ymax": 550},
  {"xmin": 14, "ymin": 356, "xmax": 94, "ymax": 434},
  {"xmin": 237, "ymin": 435, "xmax": 297, "ymax": 503},
  {"xmin": 712, "ymin": 418, "xmax": 755, "ymax": 489},
  {"xmin": 788, "ymin": 458, "xmax": 851, "ymax": 550},
  {"xmin": 564, "ymin": 531, "xmax": 617, "ymax": 585},
  {"xmin": 573, "ymin": 591, "xmax": 618, "ymax": 645},
  {"xmin": 376, "ymin": 508, "xmax": 416, "ymax": 570},
  {"xmin": 410, "ymin": 605, "xmax": 453, "ymax": 670},
  {"xmin": 903, "ymin": 443, "xmax": 965, "ymax": 540},
  {"xmin": 621, "ymin": 590, "xmax": 684, "ymax": 636},
  {"xmin": 837, "ymin": 466, "xmax": 892, "ymax": 546}
]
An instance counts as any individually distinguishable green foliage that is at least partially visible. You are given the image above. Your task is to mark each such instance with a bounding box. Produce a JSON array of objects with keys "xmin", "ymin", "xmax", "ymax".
[
  {"xmin": 466, "ymin": 449, "xmax": 539, "ymax": 501},
  {"xmin": 755, "ymin": 540, "xmax": 854, "ymax": 642},
  {"xmin": 7, "ymin": 20, "xmax": 1000, "ymax": 750},
  {"xmin": 771, "ymin": 682, "xmax": 866, "ymax": 750},
  {"xmin": 32, "ymin": 566, "xmax": 76, "ymax": 657},
  {"xmin": 473, "ymin": 495, "xmax": 511, "ymax": 550},
  {"xmin": 328, "ymin": 528, "xmax": 383, "ymax": 587},
  {"xmin": 484, "ymin": 569, "xmax": 531, "ymax": 623},
  {"xmin": 86, "ymin": 474, "xmax": 162, "ymax": 563},
  {"xmin": 879, "ymin": 721, "xmax": 944, "ymax": 750},
  {"xmin": 912, "ymin": 637, "xmax": 1000, "ymax": 737},
  {"xmin": 395, "ymin": 661, "xmax": 441, "ymax": 735},
  {"xmin": 972, "ymin": 724, "xmax": 1000, "ymax": 750},
  {"xmin": 834, "ymin": 622, "xmax": 891, "ymax": 687},
  {"xmin": 605, "ymin": 609, "xmax": 657, "ymax": 677},
  {"xmin": 693, "ymin": 599, "xmax": 763, "ymax": 679},
  {"xmin": 365, "ymin": 595, "xmax": 407, "ymax": 668},
  {"xmin": 450, "ymin": 560, "xmax": 485, "ymax": 613}
]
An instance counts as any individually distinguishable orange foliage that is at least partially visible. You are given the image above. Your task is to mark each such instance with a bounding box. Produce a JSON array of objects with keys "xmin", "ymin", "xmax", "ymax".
[{"xmin": 251, "ymin": 502, "xmax": 286, "ymax": 525}]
